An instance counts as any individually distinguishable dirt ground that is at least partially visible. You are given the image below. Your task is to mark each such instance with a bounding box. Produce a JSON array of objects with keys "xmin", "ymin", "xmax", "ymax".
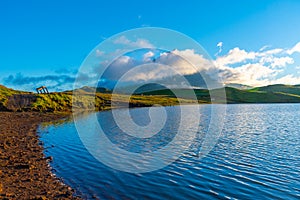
[{"xmin": 0, "ymin": 112, "xmax": 81, "ymax": 199}]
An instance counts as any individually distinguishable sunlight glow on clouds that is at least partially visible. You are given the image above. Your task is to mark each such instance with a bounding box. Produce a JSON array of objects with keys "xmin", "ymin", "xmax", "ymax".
[
  {"xmin": 287, "ymin": 42, "xmax": 300, "ymax": 55},
  {"xmin": 3, "ymin": 36, "xmax": 300, "ymax": 91},
  {"xmin": 215, "ymin": 47, "xmax": 256, "ymax": 66},
  {"xmin": 98, "ymin": 38, "xmax": 300, "ymax": 87},
  {"xmin": 212, "ymin": 42, "xmax": 300, "ymax": 86}
]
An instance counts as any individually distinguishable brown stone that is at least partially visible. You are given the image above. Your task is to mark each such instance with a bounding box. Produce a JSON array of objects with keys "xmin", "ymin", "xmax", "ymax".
[{"xmin": 0, "ymin": 112, "xmax": 81, "ymax": 199}]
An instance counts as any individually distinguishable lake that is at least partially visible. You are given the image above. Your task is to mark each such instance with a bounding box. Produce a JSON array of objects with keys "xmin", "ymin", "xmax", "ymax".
[{"xmin": 39, "ymin": 104, "xmax": 300, "ymax": 199}]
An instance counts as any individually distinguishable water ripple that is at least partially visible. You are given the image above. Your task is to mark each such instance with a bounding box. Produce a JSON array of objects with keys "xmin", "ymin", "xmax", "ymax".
[{"xmin": 40, "ymin": 104, "xmax": 300, "ymax": 199}]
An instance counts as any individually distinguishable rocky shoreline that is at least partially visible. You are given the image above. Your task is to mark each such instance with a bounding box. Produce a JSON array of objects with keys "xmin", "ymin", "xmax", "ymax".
[{"xmin": 0, "ymin": 112, "xmax": 81, "ymax": 199}]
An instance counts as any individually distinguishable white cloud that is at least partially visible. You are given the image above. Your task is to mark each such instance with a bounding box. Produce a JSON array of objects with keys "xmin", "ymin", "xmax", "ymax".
[
  {"xmin": 259, "ymin": 45, "xmax": 270, "ymax": 51},
  {"xmin": 96, "ymin": 40, "xmax": 300, "ymax": 87},
  {"xmin": 121, "ymin": 49, "xmax": 205, "ymax": 82},
  {"xmin": 114, "ymin": 36, "xmax": 131, "ymax": 45},
  {"xmin": 96, "ymin": 49, "xmax": 104, "ymax": 57},
  {"xmin": 157, "ymin": 50, "xmax": 199, "ymax": 74},
  {"xmin": 287, "ymin": 42, "xmax": 300, "ymax": 54},
  {"xmin": 215, "ymin": 47, "xmax": 257, "ymax": 67},
  {"xmin": 258, "ymin": 48, "xmax": 284, "ymax": 56},
  {"xmin": 258, "ymin": 56, "xmax": 294, "ymax": 69},
  {"xmin": 220, "ymin": 63, "xmax": 277, "ymax": 86},
  {"xmin": 158, "ymin": 49, "xmax": 218, "ymax": 78},
  {"xmin": 270, "ymin": 75, "xmax": 300, "ymax": 85},
  {"xmin": 213, "ymin": 43, "xmax": 299, "ymax": 86},
  {"xmin": 215, "ymin": 42, "xmax": 223, "ymax": 56},
  {"xmin": 113, "ymin": 36, "xmax": 154, "ymax": 48},
  {"xmin": 100, "ymin": 49, "xmax": 216, "ymax": 84},
  {"xmin": 122, "ymin": 63, "xmax": 179, "ymax": 82},
  {"xmin": 143, "ymin": 51, "xmax": 155, "ymax": 62},
  {"xmin": 172, "ymin": 49, "xmax": 215, "ymax": 70},
  {"xmin": 270, "ymin": 56, "xmax": 294, "ymax": 68},
  {"xmin": 217, "ymin": 42, "xmax": 223, "ymax": 48},
  {"xmin": 115, "ymin": 56, "xmax": 131, "ymax": 65}
]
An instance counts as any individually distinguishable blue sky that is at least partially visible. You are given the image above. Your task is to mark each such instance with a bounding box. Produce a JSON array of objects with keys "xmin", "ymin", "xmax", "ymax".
[{"xmin": 1, "ymin": 0, "xmax": 300, "ymax": 91}]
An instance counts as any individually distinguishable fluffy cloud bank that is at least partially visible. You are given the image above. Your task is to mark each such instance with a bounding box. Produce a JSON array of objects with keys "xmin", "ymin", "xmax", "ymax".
[
  {"xmin": 99, "ymin": 48, "xmax": 216, "ymax": 87},
  {"xmin": 3, "ymin": 71, "xmax": 91, "ymax": 92},
  {"xmin": 97, "ymin": 40, "xmax": 300, "ymax": 87},
  {"xmin": 214, "ymin": 42, "xmax": 300, "ymax": 86},
  {"xmin": 3, "ymin": 36, "xmax": 300, "ymax": 92}
]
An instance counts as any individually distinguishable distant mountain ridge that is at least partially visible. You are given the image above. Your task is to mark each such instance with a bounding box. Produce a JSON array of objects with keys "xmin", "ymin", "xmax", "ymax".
[
  {"xmin": 136, "ymin": 84, "xmax": 300, "ymax": 103},
  {"xmin": 224, "ymin": 83, "xmax": 253, "ymax": 89},
  {"xmin": 249, "ymin": 84, "xmax": 300, "ymax": 95},
  {"xmin": 66, "ymin": 86, "xmax": 112, "ymax": 94},
  {"xmin": 1, "ymin": 83, "xmax": 300, "ymax": 112}
]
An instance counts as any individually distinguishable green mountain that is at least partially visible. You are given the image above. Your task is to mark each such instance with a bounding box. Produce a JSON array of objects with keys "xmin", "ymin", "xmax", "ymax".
[
  {"xmin": 138, "ymin": 84, "xmax": 300, "ymax": 103},
  {"xmin": 223, "ymin": 86, "xmax": 300, "ymax": 103},
  {"xmin": 1, "ymin": 84, "xmax": 300, "ymax": 112},
  {"xmin": 249, "ymin": 84, "xmax": 300, "ymax": 96},
  {"xmin": 0, "ymin": 85, "xmax": 185, "ymax": 112},
  {"xmin": 65, "ymin": 86, "xmax": 112, "ymax": 94}
]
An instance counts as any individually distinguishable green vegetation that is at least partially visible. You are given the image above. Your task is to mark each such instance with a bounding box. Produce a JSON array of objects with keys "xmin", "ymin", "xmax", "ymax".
[
  {"xmin": 138, "ymin": 85, "xmax": 300, "ymax": 103},
  {"xmin": 31, "ymin": 93, "xmax": 72, "ymax": 112},
  {"xmin": 0, "ymin": 85, "xmax": 197, "ymax": 112},
  {"xmin": 1, "ymin": 84, "xmax": 300, "ymax": 112},
  {"xmin": 249, "ymin": 84, "xmax": 300, "ymax": 96},
  {"xmin": 223, "ymin": 87, "xmax": 300, "ymax": 103},
  {"xmin": 141, "ymin": 88, "xmax": 211, "ymax": 102}
]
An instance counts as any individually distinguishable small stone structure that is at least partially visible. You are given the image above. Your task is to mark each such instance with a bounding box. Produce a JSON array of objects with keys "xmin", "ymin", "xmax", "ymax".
[{"xmin": 36, "ymin": 86, "xmax": 49, "ymax": 94}]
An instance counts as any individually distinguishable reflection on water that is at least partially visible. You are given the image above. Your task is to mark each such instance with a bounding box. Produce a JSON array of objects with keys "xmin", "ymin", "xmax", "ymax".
[{"xmin": 39, "ymin": 104, "xmax": 300, "ymax": 199}]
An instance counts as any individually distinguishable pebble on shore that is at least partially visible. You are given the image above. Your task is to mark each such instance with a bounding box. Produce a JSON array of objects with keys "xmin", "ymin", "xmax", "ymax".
[{"xmin": 0, "ymin": 112, "xmax": 81, "ymax": 199}]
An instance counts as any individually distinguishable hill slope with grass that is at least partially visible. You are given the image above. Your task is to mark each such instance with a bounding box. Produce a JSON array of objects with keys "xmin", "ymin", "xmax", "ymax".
[
  {"xmin": 0, "ymin": 85, "xmax": 193, "ymax": 112},
  {"xmin": 223, "ymin": 86, "xmax": 300, "ymax": 103},
  {"xmin": 138, "ymin": 85, "xmax": 300, "ymax": 103},
  {"xmin": 1, "ymin": 84, "xmax": 300, "ymax": 112},
  {"xmin": 249, "ymin": 84, "xmax": 300, "ymax": 96}
]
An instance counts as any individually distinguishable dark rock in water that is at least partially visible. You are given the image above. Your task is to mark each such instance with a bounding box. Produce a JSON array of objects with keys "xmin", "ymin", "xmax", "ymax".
[{"xmin": 44, "ymin": 156, "xmax": 53, "ymax": 162}]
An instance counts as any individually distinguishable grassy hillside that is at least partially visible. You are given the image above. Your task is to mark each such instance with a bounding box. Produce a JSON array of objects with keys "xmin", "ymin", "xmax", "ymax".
[
  {"xmin": 1, "ymin": 84, "xmax": 300, "ymax": 112},
  {"xmin": 139, "ymin": 85, "xmax": 300, "ymax": 103},
  {"xmin": 140, "ymin": 88, "xmax": 211, "ymax": 103},
  {"xmin": 224, "ymin": 87, "xmax": 300, "ymax": 103},
  {"xmin": 0, "ymin": 85, "xmax": 196, "ymax": 112},
  {"xmin": 249, "ymin": 84, "xmax": 300, "ymax": 96}
]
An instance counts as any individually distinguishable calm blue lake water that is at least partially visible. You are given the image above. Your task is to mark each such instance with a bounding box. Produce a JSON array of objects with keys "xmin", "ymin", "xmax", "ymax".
[{"xmin": 39, "ymin": 104, "xmax": 300, "ymax": 199}]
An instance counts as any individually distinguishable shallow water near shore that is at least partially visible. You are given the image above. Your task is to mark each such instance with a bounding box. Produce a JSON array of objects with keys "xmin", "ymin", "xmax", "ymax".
[{"xmin": 39, "ymin": 104, "xmax": 300, "ymax": 199}]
